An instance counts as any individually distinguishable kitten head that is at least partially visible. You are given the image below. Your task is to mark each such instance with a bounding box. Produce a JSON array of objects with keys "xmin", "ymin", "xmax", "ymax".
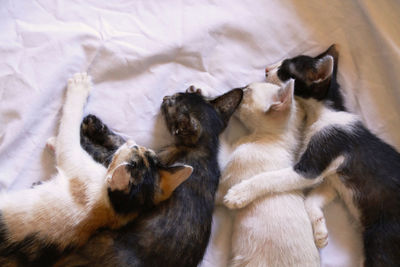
[
  {"xmin": 265, "ymin": 44, "xmax": 338, "ymax": 101},
  {"xmin": 161, "ymin": 87, "xmax": 243, "ymax": 146},
  {"xmin": 106, "ymin": 140, "xmax": 193, "ymax": 214},
  {"xmin": 237, "ymin": 80, "xmax": 295, "ymax": 133}
]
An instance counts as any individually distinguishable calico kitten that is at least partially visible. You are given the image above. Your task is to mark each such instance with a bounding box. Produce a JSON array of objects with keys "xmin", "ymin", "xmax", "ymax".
[
  {"xmin": 216, "ymin": 81, "xmax": 319, "ymax": 266},
  {"xmin": 56, "ymin": 87, "xmax": 243, "ymax": 266},
  {"xmin": 224, "ymin": 46, "xmax": 400, "ymax": 266},
  {"xmin": 0, "ymin": 73, "xmax": 192, "ymax": 266}
]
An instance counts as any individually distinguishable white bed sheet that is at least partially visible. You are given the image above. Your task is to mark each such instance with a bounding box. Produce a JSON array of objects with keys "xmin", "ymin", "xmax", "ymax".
[{"xmin": 1, "ymin": 0, "xmax": 400, "ymax": 266}]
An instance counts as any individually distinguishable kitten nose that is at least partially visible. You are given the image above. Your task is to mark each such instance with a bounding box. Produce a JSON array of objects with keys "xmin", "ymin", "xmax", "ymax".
[{"xmin": 265, "ymin": 68, "xmax": 269, "ymax": 77}]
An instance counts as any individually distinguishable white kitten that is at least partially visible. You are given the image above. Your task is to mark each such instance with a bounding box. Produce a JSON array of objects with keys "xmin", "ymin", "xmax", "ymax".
[{"xmin": 217, "ymin": 80, "xmax": 320, "ymax": 266}]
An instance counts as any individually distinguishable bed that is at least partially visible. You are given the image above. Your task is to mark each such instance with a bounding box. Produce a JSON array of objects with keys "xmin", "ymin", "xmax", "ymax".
[{"xmin": 1, "ymin": 0, "xmax": 400, "ymax": 266}]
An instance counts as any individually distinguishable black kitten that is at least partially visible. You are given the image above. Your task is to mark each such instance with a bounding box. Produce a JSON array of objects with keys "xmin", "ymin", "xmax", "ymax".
[{"xmin": 58, "ymin": 87, "xmax": 243, "ymax": 266}]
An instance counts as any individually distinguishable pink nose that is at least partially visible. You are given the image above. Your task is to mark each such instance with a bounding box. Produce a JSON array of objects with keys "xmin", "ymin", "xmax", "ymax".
[{"xmin": 265, "ymin": 67, "xmax": 269, "ymax": 73}]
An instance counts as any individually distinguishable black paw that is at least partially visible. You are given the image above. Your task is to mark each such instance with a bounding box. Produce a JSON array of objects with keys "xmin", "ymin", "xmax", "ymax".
[
  {"xmin": 81, "ymin": 115, "xmax": 111, "ymax": 143},
  {"xmin": 81, "ymin": 114, "xmax": 125, "ymax": 150}
]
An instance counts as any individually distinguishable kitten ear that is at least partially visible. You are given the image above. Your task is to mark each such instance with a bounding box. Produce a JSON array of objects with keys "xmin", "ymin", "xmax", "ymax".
[
  {"xmin": 313, "ymin": 55, "xmax": 334, "ymax": 82},
  {"xmin": 210, "ymin": 88, "xmax": 243, "ymax": 126},
  {"xmin": 269, "ymin": 79, "xmax": 294, "ymax": 112},
  {"xmin": 317, "ymin": 44, "xmax": 339, "ymax": 62},
  {"xmin": 107, "ymin": 164, "xmax": 131, "ymax": 192},
  {"xmin": 156, "ymin": 165, "xmax": 193, "ymax": 203}
]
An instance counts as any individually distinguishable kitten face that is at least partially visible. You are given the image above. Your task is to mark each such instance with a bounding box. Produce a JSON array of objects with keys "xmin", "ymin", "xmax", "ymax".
[
  {"xmin": 161, "ymin": 88, "xmax": 243, "ymax": 146},
  {"xmin": 265, "ymin": 45, "xmax": 337, "ymax": 101},
  {"xmin": 106, "ymin": 140, "xmax": 192, "ymax": 214},
  {"xmin": 161, "ymin": 93, "xmax": 203, "ymax": 146},
  {"xmin": 237, "ymin": 81, "xmax": 294, "ymax": 132}
]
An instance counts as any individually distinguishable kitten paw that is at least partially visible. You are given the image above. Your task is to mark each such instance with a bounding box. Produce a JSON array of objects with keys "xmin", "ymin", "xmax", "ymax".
[
  {"xmin": 68, "ymin": 72, "xmax": 92, "ymax": 94},
  {"xmin": 223, "ymin": 181, "xmax": 255, "ymax": 209},
  {"xmin": 81, "ymin": 114, "xmax": 125, "ymax": 149},
  {"xmin": 46, "ymin": 136, "xmax": 56, "ymax": 152},
  {"xmin": 312, "ymin": 217, "xmax": 329, "ymax": 248},
  {"xmin": 81, "ymin": 115, "xmax": 108, "ymax": 140}
]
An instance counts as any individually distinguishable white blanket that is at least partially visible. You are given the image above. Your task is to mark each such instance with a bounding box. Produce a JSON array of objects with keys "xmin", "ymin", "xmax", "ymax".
[{"xmin": 1, "ymin": 0, "xmax": 400, "ymax": 266}]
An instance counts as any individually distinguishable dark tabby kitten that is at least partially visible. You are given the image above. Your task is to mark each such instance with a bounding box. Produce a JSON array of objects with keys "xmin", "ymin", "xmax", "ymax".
[
  {"xmin": 225, "ymin": 45, "xmax": 400, "ymax": 266},
  {"xmin": 57, "ymin": 87, "xmax": 243, "ymax": 266}
]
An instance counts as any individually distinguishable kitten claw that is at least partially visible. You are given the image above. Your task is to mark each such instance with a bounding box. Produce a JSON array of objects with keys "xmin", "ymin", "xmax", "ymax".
[{"xmin": 223, "ymin": 181, "xmax": 255, "ymax": 209}]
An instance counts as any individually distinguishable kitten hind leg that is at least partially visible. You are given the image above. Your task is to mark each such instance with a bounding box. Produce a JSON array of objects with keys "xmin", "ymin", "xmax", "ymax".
[
  {"xmin": 80, "ymin": 133, "xmax": 115, "ymax": 167},
  {"xmin": 305, "ymin": 180, "xmax": 337, "ymax": 248},
  {"xmin": 81, "ymin": 115, "xmax": 125, "ymax": 149},
  {"xmin": 80, "ymin": 114, "xmax": 126, "ymax": 167}
]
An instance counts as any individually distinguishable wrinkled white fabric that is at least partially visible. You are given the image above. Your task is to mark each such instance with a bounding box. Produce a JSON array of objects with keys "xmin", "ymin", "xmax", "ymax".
[{"xmin": 1, "ymin": 0, "xmax": 399, "ymax": 266}]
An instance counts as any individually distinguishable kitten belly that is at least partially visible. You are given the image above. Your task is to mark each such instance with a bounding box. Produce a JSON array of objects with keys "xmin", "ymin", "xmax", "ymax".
[{"xmin": 232, "ymin": 193, "xmax": 319, "ymax": 266}]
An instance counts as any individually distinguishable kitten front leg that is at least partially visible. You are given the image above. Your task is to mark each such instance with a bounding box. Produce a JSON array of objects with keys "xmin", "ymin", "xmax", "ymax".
[
  {"xmin": 223, "ymin": 167, "xmax": 323, "ymax": 209},
  {"xmin": 223, "ymin": 155, "xmax": 344, "ymax": 209},
  {"xmin": 56, "ymin": 73, "xmax": 101, "ymax": 176},
  {"xmin": 305, "ymin": 180, "xmax": 337, "ymax": 248}
]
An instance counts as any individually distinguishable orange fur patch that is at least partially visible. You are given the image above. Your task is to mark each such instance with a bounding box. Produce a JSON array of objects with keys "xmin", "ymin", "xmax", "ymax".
[
  {"xmin": 73, "ymin": 201, "xmax": 138, "ymax": 246},
  {"xmin": 69, "ymin": 178, "xmax": 89, "ymax": 206}
]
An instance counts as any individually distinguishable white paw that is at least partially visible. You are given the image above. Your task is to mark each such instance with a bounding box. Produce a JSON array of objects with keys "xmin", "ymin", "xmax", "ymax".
[
  {"xmin": 312, "ymin": 217, "xmax": 329, "ymax": 248},
  {"xmin": 46, "ymin": 136, "xmax": 56, "ymax": 152},
  {"xmin": 223, "ymin": 181, "xmax": 255, "ymax": 209},
  {"xmin": 67, "ymin": 72, "xmax": 92, "ymax": 94}
]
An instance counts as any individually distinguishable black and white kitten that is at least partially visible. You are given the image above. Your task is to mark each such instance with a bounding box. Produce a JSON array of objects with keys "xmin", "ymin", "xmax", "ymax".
[
  {"xmin": 56, "ymin": 87, "xmax": 243, "ymax": 266},
  {"xmin": 224, "ymin": 45, "xmax": 400, "ymax": 267}
]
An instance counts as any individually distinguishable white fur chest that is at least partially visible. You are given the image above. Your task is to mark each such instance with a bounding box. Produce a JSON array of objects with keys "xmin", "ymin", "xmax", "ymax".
[{"xmin": 223, "ymin": 136, "xmax": 296, "ymax": 184}]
